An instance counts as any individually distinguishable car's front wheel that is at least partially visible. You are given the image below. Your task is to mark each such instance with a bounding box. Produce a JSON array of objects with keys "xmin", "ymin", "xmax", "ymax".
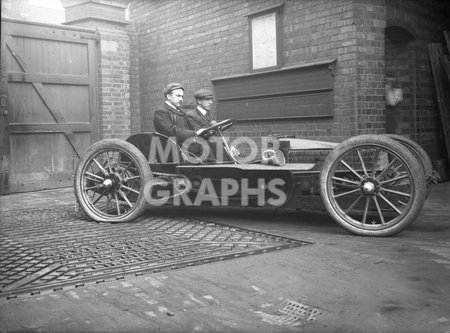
[
  {"xmin": 320, "ymin": 135, "xmax": 426, "ymax": 236},
  {"xmin": 74, "ymin": 139, "xmax": 152, "ymax": 222}
]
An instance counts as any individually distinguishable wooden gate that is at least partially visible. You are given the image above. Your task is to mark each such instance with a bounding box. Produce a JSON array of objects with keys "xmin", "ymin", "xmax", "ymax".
[{"xmin": 0, "ymin": 18, "xmax": 98, "ymax": 193}]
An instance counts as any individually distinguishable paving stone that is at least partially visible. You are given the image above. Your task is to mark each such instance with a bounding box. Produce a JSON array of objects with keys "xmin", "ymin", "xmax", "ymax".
[
  {"xmin": 1, "ymin": 184, "xmax": 449, "ymax": 333},
  {"xmin": 0, "ymin": 204, "xmax": 307, "ymax": 298}
]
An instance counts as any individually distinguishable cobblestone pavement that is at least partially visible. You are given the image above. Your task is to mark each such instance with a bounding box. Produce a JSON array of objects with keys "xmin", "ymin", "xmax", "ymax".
[
  {"xmin": 0, "ymin": 183, "xmax": 449, "ymax": 333},
  {"xmin": 0, "ymin": 205, "xmax": 307, "ymax": 299},
  {"xmin": 0, "ymin": 188, "xmax": 77, "ymax": 212}
]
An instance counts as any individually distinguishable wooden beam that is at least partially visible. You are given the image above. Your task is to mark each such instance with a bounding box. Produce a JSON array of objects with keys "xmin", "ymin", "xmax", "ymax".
[
  {"xmin": 428, "ymin": 43, "xmax": 450, "ymax": 166},
  {"xmin": 440, "ymin": 55, "xmax": 450, "ymax": 85},
  {"xmin": 444, "ymin": 32, "xmax": 450, "ymax": 83},
  {"xmin": 10, "ymin": 123, "xmax": 91, "ymax": 134},
  {"xmin": 6, "ymin": 25, "xmax": 95, "ymax": 44},
  {"xmin": 8, "ymin": 72, "xmax": 89, "ymax": 85},
  {"xmin": 444, "ymin": 31, "xmax": 450, "ymax": 53}
]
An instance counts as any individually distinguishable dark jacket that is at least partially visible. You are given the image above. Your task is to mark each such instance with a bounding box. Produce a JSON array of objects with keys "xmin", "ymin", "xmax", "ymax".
[
  {"xmin": 153, "ymin": 102, "xmax": 196, "ymax": 143},
  {"xmin": 186, "ymin": 107, "xmax": 231, "ymax": 162},
  {"xmin": 186, "ymin": 107, "xmax": 213, "ymax": 131}
]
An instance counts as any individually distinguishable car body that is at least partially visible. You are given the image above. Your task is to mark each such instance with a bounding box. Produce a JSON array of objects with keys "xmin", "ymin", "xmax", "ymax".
[{"xmin": 74, "ymin": 119, "xmax": 434, "ymax": 236}]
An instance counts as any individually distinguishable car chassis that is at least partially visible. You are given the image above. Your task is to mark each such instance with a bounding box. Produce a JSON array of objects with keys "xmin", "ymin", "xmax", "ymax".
[{"xmin": 74, "ymin": 119, "xmax": 434, "ymax": 236}]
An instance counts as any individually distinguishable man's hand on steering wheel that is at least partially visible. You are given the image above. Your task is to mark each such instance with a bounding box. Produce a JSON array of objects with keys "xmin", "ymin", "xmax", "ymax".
[
  {"xmin": 195, "ymin": 128, "xmax": 209, "ymax": 138},
  {"xmin": 195, "ymin": 119, "xmax": 236, "ymax": 139}
]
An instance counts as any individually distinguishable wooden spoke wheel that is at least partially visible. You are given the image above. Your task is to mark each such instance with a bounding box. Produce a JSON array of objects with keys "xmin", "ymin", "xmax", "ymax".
[
  {"xmin": 320, "ymin": 135, "xmax": 427, "ymax": 236},
  {"xmin": 74, "ymin": 139, "xmax": 152, "ymax": 222},
  {"xmin": 384, "ymin": 134, "xmax": 434, "ymax": 197}
]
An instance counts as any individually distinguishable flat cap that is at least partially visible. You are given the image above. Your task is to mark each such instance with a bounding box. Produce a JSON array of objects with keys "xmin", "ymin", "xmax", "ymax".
[
  {"xmin": 163, "ymin": 82, "xmax": 184, "ymax": 96},
  {"xmin": 194, "ymin": 88, "xmax": 214, "ymax": 100}
]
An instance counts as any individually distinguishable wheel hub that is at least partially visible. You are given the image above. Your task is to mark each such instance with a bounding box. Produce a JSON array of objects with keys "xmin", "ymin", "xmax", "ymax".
[
  {"xmin": 362, "ymin": 182, "xmax": 375, "ymax": 194},
  {"xmin": 361, "ymin": 178, "xmax": 379, "ymax": 195},
  {"xmin": 103, "ymin": 178, "xmax": 113, "ymax": 189},
  {"xmin": 102, "ymin": 174, "xmax": 121, "ymax": 192}
]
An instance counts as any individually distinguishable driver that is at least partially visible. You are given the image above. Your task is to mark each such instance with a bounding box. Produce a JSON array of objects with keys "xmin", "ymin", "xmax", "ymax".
[
  {"xmin": 186, "ymin": 88, "xmax": 217, "ymax": 130},
  {"xmin": 185, "ymin": 88, "xmax": 219, "ymax": 161},
  {"xmin": 187, "ymin": 88, "xmax": 239, "ymax": 163}
]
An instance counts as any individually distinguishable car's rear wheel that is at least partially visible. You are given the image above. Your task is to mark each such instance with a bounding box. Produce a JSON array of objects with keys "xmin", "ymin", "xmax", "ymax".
[
  {"xmin": 74, "ymin": 139, "xmax": 152, "ymax": 222},
  {"xmin": 384, "ymin": 134, "xmax": 434, "ymax": 196},
  {"xmin": 320, "ymin": 135, "xmax": 426, "ymax": 236}
]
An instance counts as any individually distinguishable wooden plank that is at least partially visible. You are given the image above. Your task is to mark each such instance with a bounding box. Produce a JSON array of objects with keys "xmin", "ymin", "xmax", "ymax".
[
  {"xmin": 8, "ymin": 132, "xmax": 86, "ymax": 190},
  {"xmin": 218, "ymin": 92, "xmax": 333, "ymax": 121},
  {"xmin": 441, "ymin": 55, "xmax": 450, "ymax": 84},
  {"xmin": 5, "ymin": 35, "xmax": 82, "ymax": 157},
  {"xmin": 444, "ymin": 31, "xmax": 450, "ymax": 83},
  {"xmin": 0, "ymin": 24, "xmax": 11, "ymax": 193},
  {"xmin": 213, "ymin": 60, "xmax": 336, "ymax": 121},
  {"xmin": 87, "ymin": 39, "xmax": 98, "ymax": 143},
  {"xmin": 444, "ymin": 31, "xmax": 450, "ymax": 53},
  {"xmin": 11, "ymin": 28, "xmax": 91, "ymax": 76},
  {"xmin": 428, "ymin": 43, "xmax": 450, "ymax": 166},
  {"xmin": 217, "ymin": 88, "xmax": 332, "ymax": 103},
  {"xmin": 10, "ymin": 122, "xmax": 91, "ymax": 134},
  {"xmin": 8, "ymin": 171, "xmax": 75, "ymax": 193},
  {"xmin": 8, "ymin": 72, "xmax": 89, "ymax": 85},
  {"xmin": 213, "ymin": 63, "xmax": 334, "ymax": 100},
  {"xmin": 3, "ymin": 17, "xmax": 97, "ymax": 38},
  {"xmin": 10, "ymin": 133, "xmax": 54, "ymax": 174},
  {"xmin": 6, "ymin": 23, "xmax": 94, "ymax": 44},
  {"xmin": 7, "ymin": 82, "xmax": 53, "ymax": 123}
]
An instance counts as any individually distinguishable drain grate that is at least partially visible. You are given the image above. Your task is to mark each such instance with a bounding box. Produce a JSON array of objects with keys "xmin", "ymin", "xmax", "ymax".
[
  {"xmin": 253, "ymin": 300, "xmax": 327, "ymax": 327},
  {"xmin": 0, "ymin": 206, "xmax": 309, "ymax": 298}
]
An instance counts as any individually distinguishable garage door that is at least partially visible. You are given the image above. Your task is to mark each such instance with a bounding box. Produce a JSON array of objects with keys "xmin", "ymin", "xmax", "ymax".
[{"xmin": 0, "ymin": 18, "xmax": 98, "ymax": 193}]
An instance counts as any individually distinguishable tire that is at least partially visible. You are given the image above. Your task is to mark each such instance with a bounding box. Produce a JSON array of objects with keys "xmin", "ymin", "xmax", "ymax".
[
  {"xmin": 320, "ymin": 135, "xmax": 427, "ymax": 236},
  {"xmin": 74, "ymin": 139, "xmax": 152, "ymax": 222},
  {"xmin": 384, "ymin": 134, "xmax": 434, "ymax": 197}
]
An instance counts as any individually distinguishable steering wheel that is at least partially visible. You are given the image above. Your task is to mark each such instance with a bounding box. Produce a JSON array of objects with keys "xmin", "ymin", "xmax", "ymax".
[{"xmin": 201, "ymin": 118, "xmax": 236, "ymax": 137}]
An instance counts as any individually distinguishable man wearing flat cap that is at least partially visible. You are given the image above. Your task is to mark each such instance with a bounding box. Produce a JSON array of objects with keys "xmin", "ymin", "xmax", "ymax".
[
  {"xmin": 153, "ymin": 83, "xmax": 207, "ymax": 143},
  {"xmin": 186, "ymin": 88, "xmax": 217, "ymax": 131},
  {"xmin": 187, "ymin": 88, "xmax": 239, "ymax": 162}
]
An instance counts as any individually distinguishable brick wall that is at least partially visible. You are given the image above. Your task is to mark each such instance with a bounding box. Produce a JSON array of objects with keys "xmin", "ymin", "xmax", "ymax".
[
  {"xmin": 270, "ymin": 0, "xmax": 358, "ymax": 141},
  {"xmin": 129, "ymin": 0, "xmax": 449, "ymax": 152},
  {"xmin": 131, "ymin": 0, "xmax": 250, "ymax": 135},
  {"xmin": 130, "ymin": 0, "xmax": 367, "ymax": 144},
  {"xmin": 385, "ymin": 0, "xmax": 448, "ymax": 159},
  {"xmin": 128, "ymin": 22, "xmax": 141, "ymax": 134},
  {"xmin": 63, "ymin": 0, "xmax": 133, "ymax": 140},
  {"xmin": 385, "ymin": 34, "xmax": 415, "ymax": 137},
  {"xmin": 353, "ymin": 0, "xmax": 386, "ymax": 135},
  {"xmin": 96, "ymin": 28, "xmax": 131, "ymax": 139}
]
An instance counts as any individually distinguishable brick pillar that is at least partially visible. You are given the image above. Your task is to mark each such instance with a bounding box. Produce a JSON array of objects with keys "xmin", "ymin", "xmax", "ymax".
[
  {"xmin": 353, "ymin": 0, "xmax": 387, "ymax": 136},
  {"xmin": 62, "ymin": 0, "xmax": 136, "ymax": 139}
]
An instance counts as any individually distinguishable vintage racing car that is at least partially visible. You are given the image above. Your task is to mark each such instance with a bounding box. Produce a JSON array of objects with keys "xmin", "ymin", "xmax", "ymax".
[{"xmin": 74, "ymin": 119, "xmax": 435, "ymax": 237}]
